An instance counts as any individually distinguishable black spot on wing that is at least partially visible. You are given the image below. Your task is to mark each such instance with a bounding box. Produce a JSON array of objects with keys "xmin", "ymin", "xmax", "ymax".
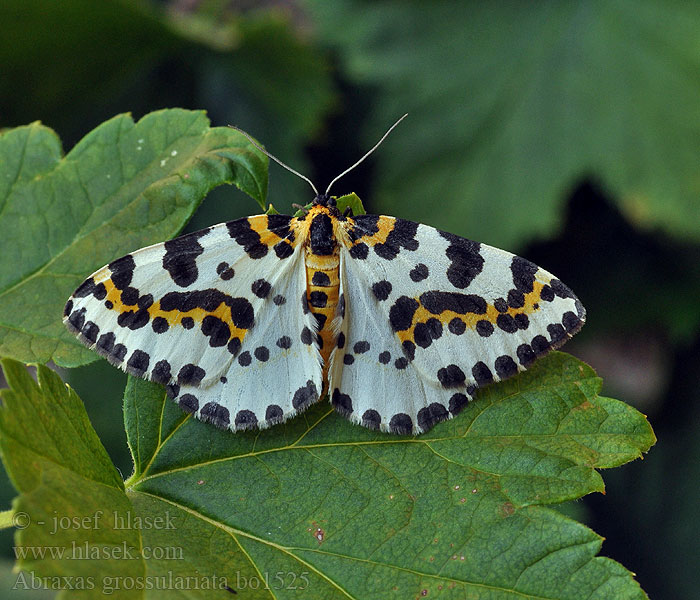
[
  {"xmin": 111, "ymin": 343, "xmax": 127, "ymax": 364},
  {"xmin": 551, "ymin": 278, "xmax": 575, "ymax": 299},
  {"xmin": 331, "ymin": 388, "xmax": 353, "ymax": 416},
  {"xmin": 162, "ymin": 229, "xmax": 207, "ymax": 287},
  {"xmin": 254, "ymin": 346, "xmax": 270, "ymax": 362},
  {"xmin": 177, "ymin": 364, "xmax": 206, "ymax": 386},
  {"xmin": 152, "ymin": 317, "xmax": 169, "ymax": 333},
  {"xmin": 494, "ymin": 298, "xmax": 508, "ymax": 313},
  {"xmin": 371, "ymin": 280, "xmax": 392, "ymax": 301},
  {"xmin": 266, "ymin": 214, "xmax": 293, "ymax": 237},
  {"xmin": 389, "ymin": 296, "xmax": 419, "ymax": 332},
  {"xmin": 409, "ymin": 263, "xmax": 429, "ymax": 282},
  {"xmin": 235, "ymin": 410, "xmax": 258, "ymax": 429},
  {"xmin": 476, "ymin": 320, "xmax": 494, "ymax": 337},
  {"xmin": 67, "ymin": 308, "xmax": 86, "ymax": 332},
  {"xmin": 353, "ymin": 340, "xmax": 370, "ymax": 354},
  {"xmin": 82, "ymin": 321, "xmax": 99, "ymax": 343},
  {"xmin": 251, "ymin": 278, "xmax": 272, "ymax": 298},
  {"xmin": 72, "ymin": 278, "xmax": 107, "ymax": 302},
  {"xmin": 562, "ymin": 311, "xmax": 582, "ymax": 333},
  {"xmin": 496, "ymin": 313, "xmax": 518, "ymax": 333},
  {"xmin": 120, "ymin": 287, "xmax": 139, "ymax": 306},
  {"xmin": 437, "ymin": 364, "xmax": 466, "ymax": 388},
  {"xmin": 517, "ymin": 344, "xmax": 536, "ymax": 367},
  {"xmin": 201, "ymin": 315, "xmax": 231, "ymax": 347},
  {"xmin": 179, "ymin": 394, "xmax": 199, "ymax": 413},
  {"xmin": 389, "ymin": 413, "xmax": 413, "ymax": 435},
  {"xmin": 507, "ymin": 289, "xmax": 525, "ymax": 309},
  {"xmin": 449, "ymin": 318, "xmax": 466, "ymax": 335},
  {"xmin": 274, "ymin": 240, "xmax": 294, "ymax": 259},
  {"xmin": 449, "ymin": 393, "xmax": 470, "ymax": 415},
  {"xmin": 216, "ymin": 262, "xmax": 235, "ymax": 280},
  {"xmin": 152, "ymin": 360, "xmax": 172, "ymax": 384},
  {"xmin": 472, "ymin": 362, "xmax": 493, "ymax": 386},
  {"xmin": 349, "ymin": 243, "xmax": 369, "ymax": 260},
  {"xmin": 96, "ymin": 332, "xmax": 115, "ymax": 354},
  {"xmin": 227, "ymin": 218, "xmax": 268, "ymax": 259},
  {"xmin": 351, "ymin": 215, "xmax": 380, "ymax": 236},
  {"xmin": 511, "ymin": 256, "xmax": 538, "ymax": 293},
  {"xmin": 531, "ymin": 335, "xmax": 551, "ymax": 356},
  {"xmin": 117, "ymin": 307, "xmax": 150, "ymax": 330},
  {"xmin": 420, "ymin": 291, "xmax": 487, "ymax": 315},
  {"xmin": 300, "ymin": 327, "xmax": 313, "ymax": 345},
  {"xmin": 495, "ymin": 355, "xmax": 518, "ymax": 379},
  {"xmin": 265, "ymin": 404, "xmax": 284, "ymax": 424},
  {"xmin": 417, "ymin": 403, "xmax": 449, "ymax": 432},
  {"xmin": 439, "ymin": 231, "xmax": 484, "ymax": 289},
  {"xmin": 293, "ymin": 380, "xmax": 319, "ymax": 410},
  {"xmin": 200, "ymin": 402, "xmax": 230, "ymax": 428},
  {"xmin": 126, "ymin": 349, "xmax": 150, "ymax": 377},
  {"xmin": 227, "ymin": 337, "xmax": 241, "ymax": 356},
  {"xmin": 73, "ymin": 277, "xmax": 97, "ymax": 299},
  {"xmin": 374, "ymin": 219, "xmax": 419, "ymax": 260},
  {"xmin": 362, "ymin": 409, "xmax": 381, "ymax": 430},
  {"xmin": 108, "ymin": 255, "xmax": 135, "ymax": 290}
]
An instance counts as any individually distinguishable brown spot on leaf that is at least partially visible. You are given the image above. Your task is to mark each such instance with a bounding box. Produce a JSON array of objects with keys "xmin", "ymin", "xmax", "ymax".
[{"xmin": 500, "ymin": 502, "xmax": 515, "ymax": 517}]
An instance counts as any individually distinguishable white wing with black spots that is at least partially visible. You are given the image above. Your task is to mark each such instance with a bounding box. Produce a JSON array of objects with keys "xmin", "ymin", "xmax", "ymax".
[
  {"xmin": 329, "ymin": 215, "xmax": 585, "ymax": 434},
  {"xmin": 65, "ymin": 214, "xmax": 323, "ymax": 431}
]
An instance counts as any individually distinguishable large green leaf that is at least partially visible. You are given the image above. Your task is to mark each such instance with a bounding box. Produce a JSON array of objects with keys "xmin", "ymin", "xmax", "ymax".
[
  {"xmin": 2, "ymin": 352, "xmax": 653, "ymax": 598},
  {"xmin": 0, "ymin": 109, "xmax": 267, "ymax": 367},
  {"xmin": 0, "ymin": 360, "xmax": 142, "ymax": 598},
  {"xmin": 307, "ymin": 0, "xmax": 700, "ymax": 248}
]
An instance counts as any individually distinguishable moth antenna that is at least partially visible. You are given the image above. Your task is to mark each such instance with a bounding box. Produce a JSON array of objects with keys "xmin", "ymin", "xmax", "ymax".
[
  {"xmin": 228, "ymin": 125, "xmax": 319, "ymax": 197},
  {"xmin": 325, "ymin": 113, "xmax": 408, "ymax": 196}
]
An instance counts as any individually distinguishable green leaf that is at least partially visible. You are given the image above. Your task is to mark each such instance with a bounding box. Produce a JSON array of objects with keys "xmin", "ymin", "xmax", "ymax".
[
  {"xmin": 335, "ymin": 192, "xmax": 366, "ymax": 216},
  {"xmin": 133, "ymin": 353, "xmax": 654, "ymax": 598},
  {"xmin": 1, "ymin": 354, "xmax": 653, "ymax": 597},
  {"xmin": 0, "ymin": 360, "xmax": 143, "ymax": 593},
  {"xmin": 308, "ymin": 0, "xmax": 700, "ymax": 247},
  {"xmin": 0, "ymin": 109, "xmax": 267, "ymax": 367}
]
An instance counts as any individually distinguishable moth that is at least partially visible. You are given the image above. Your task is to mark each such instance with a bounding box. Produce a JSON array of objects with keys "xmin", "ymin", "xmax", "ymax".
[{"xmin": 64, "ymin": 118, "xmax": 585, "ymax": 435}]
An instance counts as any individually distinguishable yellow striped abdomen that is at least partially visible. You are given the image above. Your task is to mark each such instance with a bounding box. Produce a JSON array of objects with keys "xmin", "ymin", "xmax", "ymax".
[{"xmin": 304, "ymin": 251, "xmax": 340, "ymax": 377}]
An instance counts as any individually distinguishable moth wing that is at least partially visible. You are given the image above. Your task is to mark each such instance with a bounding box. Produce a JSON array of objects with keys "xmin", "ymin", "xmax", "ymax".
[
  {"xmin": 329, "ymin": 215, "xmax": 585, "ymax": 434},
  {"xmin": 65, "ymin": 214, "xmax": 323, "ymax": 431}
]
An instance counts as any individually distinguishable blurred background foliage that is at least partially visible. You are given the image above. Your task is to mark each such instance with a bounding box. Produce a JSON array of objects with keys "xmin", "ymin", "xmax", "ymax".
[{"xmin": 1, "ymin": 1, "xmax": 699, "ymax": 598}]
